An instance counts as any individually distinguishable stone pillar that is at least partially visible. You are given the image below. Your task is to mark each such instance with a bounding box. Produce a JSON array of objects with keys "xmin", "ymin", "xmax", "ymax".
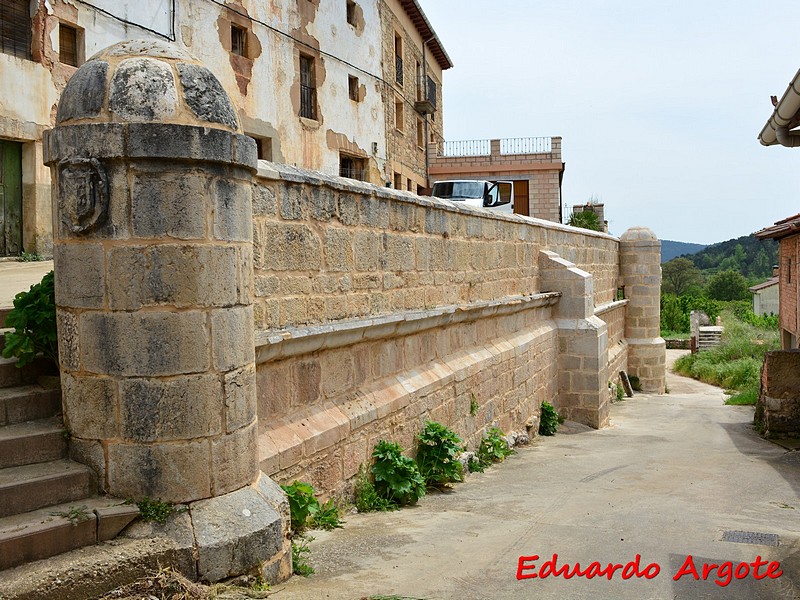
[
  {"xmin": 44, "ymin": 40, "xmax": 289, "ymax": 583},
  {"xmin": 540, "ymin": 250, "xmax": 610, "ymax": 428},
  {"xmin": 619, "ymin": 227, "xmax": 666, "ymax": 393}
]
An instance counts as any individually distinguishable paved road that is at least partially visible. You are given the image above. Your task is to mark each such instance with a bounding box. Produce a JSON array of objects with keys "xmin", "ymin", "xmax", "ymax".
[
  {"xmin": 0, "ymin": 260, "xmax": 53, "ymax": 307},
  {"xmin": 271, "ymin": 351, "xmax": 800, "ymax": 600}
]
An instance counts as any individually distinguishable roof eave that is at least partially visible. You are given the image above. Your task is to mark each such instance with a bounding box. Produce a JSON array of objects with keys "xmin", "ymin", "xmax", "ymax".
[
  {"xmin": 759, "ymin": 68, "xmax": 800, "ymax": 146},
  {"xmin": 398, "ymin": 0, "xmax": 453, "ymax": 70}
]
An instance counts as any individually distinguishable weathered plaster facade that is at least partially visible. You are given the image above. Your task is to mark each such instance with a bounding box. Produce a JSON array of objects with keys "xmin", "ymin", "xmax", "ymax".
[{"xmin": 2, "ymin": 0, "xmax": 448, "ymax": 254}]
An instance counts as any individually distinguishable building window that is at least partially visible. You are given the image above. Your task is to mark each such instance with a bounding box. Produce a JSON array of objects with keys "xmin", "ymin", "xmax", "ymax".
[
  {"xmin": 299, "ymin": 54, "xmax": 317, "ymax": 120},
  {"xmin": 415, "ymin": 61, "xmax": 422, "ymax": 101},
  {"xmin": 251, "ymin": 136, "xmax": 273, "ymax": 161},
  {"xmin": 340, "ymin": 154, "xmax": 365, "ymax": 181},
  {"xmin": 407, "ymin": 178, "xmax": 412, "ymax": 191},
  {"xmin": 346, "ymin": 0, "xmax": 357, "ymax": 26},
  {"xmin": 393, "ymin": 173, "xmax": 401, "ymax": 189},
  {"xmin": 0, "ymin": 0, "xmax": 31, "ymax": 60},
  {"xmin": 394, "ymin": 33, "xmax": 403, "ymax": 85},
  {"xmin": 59, "ymin": 23, "xmax": 80, "ymax": 67},
  {"xmin": 231, "ymin": 24, "xmax": 247, "ymax": 57},
  {"xmin": 395, "ymin": 100, "xmax": 403, "ymax": 131},
  {"xmin": 416, "ymin": 118, "xmax": 424, "ymax": 147},
  {"xmin": 348, "ymin": 75, "xmax": 359, "ymax": 101}
]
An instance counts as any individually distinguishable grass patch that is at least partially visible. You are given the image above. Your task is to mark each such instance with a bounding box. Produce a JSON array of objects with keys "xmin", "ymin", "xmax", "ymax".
[{"xmin": 672, "ymin": 310, "xmax": 777, "ymax": 404}]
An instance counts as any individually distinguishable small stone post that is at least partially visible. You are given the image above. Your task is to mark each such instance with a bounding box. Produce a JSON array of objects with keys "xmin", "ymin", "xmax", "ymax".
[
  {"xmin": 44, "ymin": 40, "xmax": 289, "ymax": 582},
  {"xmin": 619, "ymin": 227, "xmax": 666, "ymax": 393}
]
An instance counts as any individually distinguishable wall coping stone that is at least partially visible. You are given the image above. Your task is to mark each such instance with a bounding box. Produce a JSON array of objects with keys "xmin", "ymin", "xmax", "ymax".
[
  {"xmin": 594, "ymin": 299, "xmax": 629, "ymax": 316},
  {"xmin": 255, "ymin": 162, "xmax": 618, "ymax": 241},
  {"xmin": 255, "ymin": 292, "xmax": 561, "ymax": 363}
]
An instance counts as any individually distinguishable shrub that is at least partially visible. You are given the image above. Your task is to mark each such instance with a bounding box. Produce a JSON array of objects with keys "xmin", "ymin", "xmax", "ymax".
[
  {"xmin": 2, "ymin": 270, "xmax": 58, "ymax": 368},
  {"xmin": 415, "ymin": 421, "xmax": 464, "ymax": 487},
  {"xmin": 539, "ymin": 401, "xmax": 560, "ymax": 436},
  {"xmin": 281, "ymin": 480, "xmax": 343, "ymax": 533},
  {"xmin": 371, "ymin": 441, "xmax": 426, "ymax": 507},
  {"xmin": 470, "ymin": 427, "xmax": 515, "ymax": 472}
]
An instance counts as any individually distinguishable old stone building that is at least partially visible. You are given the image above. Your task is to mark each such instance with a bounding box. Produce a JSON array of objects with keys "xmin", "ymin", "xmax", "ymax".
[
  {"xmin": 0, "ymin": 0, "xmax": 451, "ymax": 256},
  {"xmin": 379, "ymin": 0, "xmax": 450, "ymax": 194}
]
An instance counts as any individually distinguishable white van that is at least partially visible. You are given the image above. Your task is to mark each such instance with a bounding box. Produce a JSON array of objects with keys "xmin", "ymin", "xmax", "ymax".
[{"xmin": 431, "ymin": 180, "xmax": 514, "ymax": 215}]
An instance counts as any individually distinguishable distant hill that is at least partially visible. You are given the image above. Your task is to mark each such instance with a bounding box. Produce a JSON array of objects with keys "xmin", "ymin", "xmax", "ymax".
[
  {"xmin": 661, "ymin": 240, "xmax": 707, "ymax": 263},
  {"xmin": 676, "ymin": 234, "xmax": 778, "ymax": 281}
]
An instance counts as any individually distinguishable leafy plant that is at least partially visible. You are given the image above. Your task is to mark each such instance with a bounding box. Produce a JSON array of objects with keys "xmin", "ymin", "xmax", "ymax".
[
  {"xmin": 281, "ymin": 480, "xmax": 343, "ymax": 532},
  {"xmin": 415, "ymin": 421, "xmax": 464, "ymax": 488},
  {"xmin": 469, "ymin": 393, "xmax": 479, "ymax": 416},
  {"xmin": 292, "ymin": 535, "xmax": 315, "ymax": 576},
  {"xmin": 133, "ymin": 497, "xmax": 175, "ymax": 525},
  {"xmin": 567, "ymin": 210, "xmax": 602, "ymax": 232},
  {"xmin": 371, "ymin": 440, "xmax": 426, "ymax": 507},
  {"xmin": 18, "ymin": 251, "xmax": 44, "ymax": 262},
  {"xmin": 471, "ymin": 427, "xmax": 515, "ymax": 472},
  {"xmin": 354, "ymin": 464, "xmax": 396, "ymax": 513},
  {"xmin": 2, "ymin": 270, "xmax": 58, "ymax": 368},
  {"xmin": 539, "ymin": 402, "xmax": 560, "ymax": 436},
  {"xmin": 628, "ymin": 375, "xmax": 642, "ymax": 392}
]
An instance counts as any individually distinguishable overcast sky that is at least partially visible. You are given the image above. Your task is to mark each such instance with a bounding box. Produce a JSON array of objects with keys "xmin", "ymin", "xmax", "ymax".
[{"xmin": 421, "ymin": 0, "xmax": 800, "ymax": 244}]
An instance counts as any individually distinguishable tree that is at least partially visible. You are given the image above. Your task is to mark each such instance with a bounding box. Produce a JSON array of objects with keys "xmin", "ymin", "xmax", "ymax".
[
  {"xmin": 662, "ymin": 257, "xmax": 702, "ymax": 296},
  {"xmin": 705, "ymin": 269, "xmax": 750, "ymax": 301},
  {"xmin": 567, "ymin": 210, "xmax": 602, "ymax": 232}
]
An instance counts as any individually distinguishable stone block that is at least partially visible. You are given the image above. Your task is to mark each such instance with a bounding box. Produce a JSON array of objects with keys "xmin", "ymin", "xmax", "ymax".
[
  {"xmin": 54, "ymin": 243, "xmax": 105, "ymax": 309},
  {"xmin": 212, "ymin": 306, "xmax": 255, "ymax": 372},
  {"xmin": 56, "ymin": 60, "xmax": 109, "ymax": 122},
  {"xmin": 96, "ymin": 504, "xmax": 140, "ymax": 542},
  {"xmin": 254, "ymin": 222, "xmax": 321, "ymax": 271},
  {"xmin": 108, "ymin": 245, "xmax": 238, "ymax": 309},
  {"xmin": 57, "ymin": 309, "xmax": 81, "ymax": 372},
  {"xmin": 107, "ymin": 439, "xmax": 211, "ymax": 502},
  {"xmin": 224, "ymin": 364, "xmax": 257, "ymax": 432},
  {"xmin": 281, "ymin": 184, "xmax": 307, "ymax": 220},
  {"xmin": 119, "ymin": 374, "xmax": 223, "ymax": 442},
  {"xmin": 320, "ymin": 349, "xmax": 355, "ymax": 399},
  {"xmin": 191, "ymin": 480, "xmax": 285, "ymax": 582},
  {"xmin": 324, "ymin": 228, "xmax": 354, "ymax": 272},
  {"xmin": 252, "ymin": 184, "xmax": 277, "ymax": 216},
  {"xmin": 353, "ymin": 231, "xmax": 380, "ymax": 271},
  {"xmin": 131, "ymin": 171, "xmax": 208, "ymax": 239},
  {"xmin": 337, "ymin": 192, "xmax": 359, "ymax": 226},
  {"xmin": 293, "ymin": 359, "xmax": 321, "ymax": 406},
  {"xmin": 214, "ymin": 179, "xmax": 252, "ymax": 242},
  {"xmin": 177, "ymin": 63, "xmax": 239, "ymax": 130},
  {"xmin": 256, "ymin": 360, "xmax": 293, "ymax": 418},
  {"xmin": 61, "ymin": 373, "xmax": 118, "ymax": 439},
  {"xmin": 126, "ymin": 123, "xmax": 235, "ymax": 165},
  {"xmin": 212, "ymin": 422, "xmax": 259, "ymax": 495},
  {"xmin": 81, "ymin": 311, "xmax": 210, "ymax": 376},
  {"xmin": 69, "ymin": 438, "xmax": 107, "ymax": 493},
  {"xmin": 109, "ymin": 57, "xmax": 178, "ymax": 122},
  {"xmin": 310, "ymin": 186, "xmax": 337, "ymax": 221}
]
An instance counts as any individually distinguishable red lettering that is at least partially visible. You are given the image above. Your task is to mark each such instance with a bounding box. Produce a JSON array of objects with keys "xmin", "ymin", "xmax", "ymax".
[
  {"xmin": 734, "ymin": 563, "xmax": 750, "ymax": 579},
  {"xmin": 673, "ymin": 555, "xmax": 700, "ymax": 581},
  {"xmin": 621, "ymin": 554, "xmax": 644, "ymax": 579},
  {"xmin": 751, "ymin": 556, "xmax": 769, "ymax": 580},
  {"xmin": 714, "ymin": 562, "xmax": 733, "ymax": 587},
  {"xmin": 583, "ymin": 562, "xmax": 603, "ymax": 579},
  {"xmin": 562, "ymin": 563, "xmax": 583, "ymax": 579},
  {"xmin": 643, "ymin": 563, "xmax": 661, "ymax": 579},
  {"xmin": 767, "ymin": 561, "xmax": 783, "ymax": 579},
  {"xmin": 516, "ymin": 555, "xmax": 539, "ymax": 580},
  {"xmin": 539, "ymin": 554, "xmax": 565, "ymax": 578},
  {"xmin": 701, "ymin": 562, "xmax": 718, "ymax": 579}
]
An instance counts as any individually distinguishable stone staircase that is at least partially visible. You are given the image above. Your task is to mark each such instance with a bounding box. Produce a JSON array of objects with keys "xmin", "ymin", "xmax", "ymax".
[
  {"xmin": 698, "ymin": 326, "xmax": 724, "ymax": 350},
  {"xmin": 0, "ymin": 334, "xmax": 139, "ymax": 572}
]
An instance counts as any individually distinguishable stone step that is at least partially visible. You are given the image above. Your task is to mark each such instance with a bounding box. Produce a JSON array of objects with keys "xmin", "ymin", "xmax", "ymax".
[
  {"xmin": 0, "ymin": 384, "xmax": 61, "ymax": 426},
  {"xmin": 0, "ymin": 460, "xmax": 96, "ymax": 518},
  {"xmin": 0, "ymin": 417, "xmax": 67, "ymax": 469},
  {"xmin": 0, "ymin": 356, "xmax": 56, "ymax": 390},
  {"xmin": 0, "ymin": 497, "xmax": 139, "ymax": 572}
]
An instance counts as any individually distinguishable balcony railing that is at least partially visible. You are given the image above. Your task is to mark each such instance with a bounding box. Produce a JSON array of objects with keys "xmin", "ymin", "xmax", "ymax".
[{"xmin": 438, "ymin": 137, "xmax": 554, "ymax": 157}]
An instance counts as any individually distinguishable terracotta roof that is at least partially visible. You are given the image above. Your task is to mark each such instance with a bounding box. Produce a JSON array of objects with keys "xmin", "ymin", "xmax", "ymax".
[
  {"xmin": 754, "ymin": 213, "xmax": 800, "ymax": 240},
  {"xmin": 749, "ymin": 276, "xmax": 779, "ymax": 292},
  {"xmin": 398, "ymin": 0, "xmax": 453, "ymax": 70}
]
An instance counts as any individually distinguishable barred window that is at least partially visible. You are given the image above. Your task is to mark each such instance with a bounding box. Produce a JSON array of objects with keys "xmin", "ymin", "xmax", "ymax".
[
  {"xmin": 0, "ymin": 0, "xmax": 32, "ymax": 60},
  {"xmin": 299, "ymin": 54, "xmax": 317, "ymax": 120}
]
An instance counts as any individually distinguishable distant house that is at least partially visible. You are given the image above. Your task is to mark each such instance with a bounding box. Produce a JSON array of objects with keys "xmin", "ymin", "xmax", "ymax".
[
  {"xmin": 748, "ymin": 275, "xmax": 779, "ymax": 317},
  {"xmin": 754, "ymin": 215, "xmax": 800, "ymax": 349}
]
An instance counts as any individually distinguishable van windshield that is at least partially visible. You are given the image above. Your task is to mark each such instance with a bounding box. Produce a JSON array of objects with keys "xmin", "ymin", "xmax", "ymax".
[{"xmin": 432, "ymin": 181, "xmax": 484, "ymax": 200}]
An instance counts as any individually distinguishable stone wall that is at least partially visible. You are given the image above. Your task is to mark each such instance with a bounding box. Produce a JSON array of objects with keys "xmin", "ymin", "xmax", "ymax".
[
  {"xmin": 755, "ymin": 350, "xmax": 800, "ymax": 437},
  {"xmin": 252, "ymin": 163, "xmax": 656, "ymax": 496}
]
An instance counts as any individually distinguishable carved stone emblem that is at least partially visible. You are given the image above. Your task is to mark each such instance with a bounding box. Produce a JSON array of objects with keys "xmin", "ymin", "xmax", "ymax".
[{"xmin": 58, "ymin": 158, "xmax": 109, "ymax": 234}]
